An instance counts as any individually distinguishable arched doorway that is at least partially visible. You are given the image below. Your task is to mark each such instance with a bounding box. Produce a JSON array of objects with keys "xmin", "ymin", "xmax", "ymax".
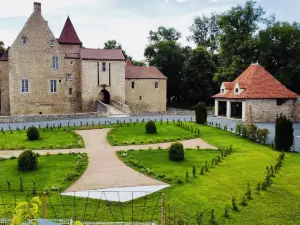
[{"xmin": 100, "ymin": 89, "xmax": 110, "ymax": 104}]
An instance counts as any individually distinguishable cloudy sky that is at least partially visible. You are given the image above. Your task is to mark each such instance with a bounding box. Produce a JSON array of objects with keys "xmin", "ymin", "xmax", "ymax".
[{"xmin": 0, "ymin": 0, "xmax": 300, "ymax": 60}]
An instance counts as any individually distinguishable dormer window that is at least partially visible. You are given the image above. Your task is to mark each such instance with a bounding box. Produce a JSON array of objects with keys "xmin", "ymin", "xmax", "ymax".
[
  {"xmin": 22, "ymin": 36, "xmax": 28, "ymax": 45},
  {"xmin": 235, "ymin": 88, "xmax": 239, "ymax": 93},
  {"xmin": 50, "ymin": 39, "xmax": 55, "ymax": 47}
]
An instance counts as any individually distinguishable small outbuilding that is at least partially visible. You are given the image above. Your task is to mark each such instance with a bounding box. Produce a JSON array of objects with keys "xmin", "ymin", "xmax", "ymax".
[{"xmin": 212, "ymin": 63, "xmax": 300, "ymax": 122}]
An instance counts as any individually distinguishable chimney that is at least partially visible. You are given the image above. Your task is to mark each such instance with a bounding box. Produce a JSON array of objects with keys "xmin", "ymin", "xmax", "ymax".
[{"xmin": 34, "ymin": 2, "xmax": 41, "ymax": 13}]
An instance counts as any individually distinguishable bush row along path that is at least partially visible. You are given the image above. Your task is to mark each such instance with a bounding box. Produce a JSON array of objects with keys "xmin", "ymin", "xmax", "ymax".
[{"xmin": 0, "ymin": 129, "xmax": 216, "ymax": 191}]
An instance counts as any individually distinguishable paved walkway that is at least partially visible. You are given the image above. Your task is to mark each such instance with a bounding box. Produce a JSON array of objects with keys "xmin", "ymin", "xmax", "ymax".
[{"xmin": 0, "ymin": 129, "xmax": 216, "ymax": 191}]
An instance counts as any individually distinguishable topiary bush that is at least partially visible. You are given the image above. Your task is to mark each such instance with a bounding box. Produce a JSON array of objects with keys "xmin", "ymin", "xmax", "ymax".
[
  {"xmin": 275, "ymin": 114, "xmax": 294, "ymax": 151},
  {"xmin": 145, "ymin": 120, "xmax": 157, "ymax": 134},
  {"xmin": 27, "ymin": 126, "xmax": 40, "ymax": 141},
  {"xmin": 195, "ymin": 102, "xmax": 207, "ymax": 124},
  {"xmin": 18, "ymin": 150, "xmax": 38, "ymax": 171},
  {"xmin": 169, "ymin": 142, "xmax": 184, "ymax": 161}
]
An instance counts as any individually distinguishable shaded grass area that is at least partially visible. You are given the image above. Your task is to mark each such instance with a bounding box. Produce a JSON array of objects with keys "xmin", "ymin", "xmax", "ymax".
[
  {"xmin": 107, "ymin": 123, "xmax": 198, "ymax": 146},
  {"xmin": 0, "ymin": 129, "xmax": 84, "ymax": 150}
]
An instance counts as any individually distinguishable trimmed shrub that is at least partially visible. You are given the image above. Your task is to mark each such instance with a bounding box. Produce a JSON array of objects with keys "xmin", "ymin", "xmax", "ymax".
[
  {"xmin": 195, "ymin": 102, "xmax": 207, "ymax": 124},
  {"xmin": 18, "ymin": 150, "xmax": 38, "ymax": 171},
  {"xmin": 169, "ymin": 142, "xmax": 184, "ymax": 161},
  {"xmin": 145, "ymin": 120, "xmax": 157, "ymax": 134},
  {"xmin": 275, "ymin": 114, "xmax": 294, "ymax": 151},
  {"xmin": 27, "ymin": 126, "xmax": 40, "ymax": 141}
]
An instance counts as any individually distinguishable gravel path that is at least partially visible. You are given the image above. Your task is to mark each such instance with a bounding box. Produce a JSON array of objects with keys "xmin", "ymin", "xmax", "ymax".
[{"xmin": 0, "ymin": 129, "xmax": 216, "ymax": 191}]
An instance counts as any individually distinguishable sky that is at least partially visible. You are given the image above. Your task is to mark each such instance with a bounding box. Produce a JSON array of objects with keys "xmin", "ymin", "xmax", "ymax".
[{"xmin": 0, "ymin": 0, "xmax": 300, "ymax": 60}]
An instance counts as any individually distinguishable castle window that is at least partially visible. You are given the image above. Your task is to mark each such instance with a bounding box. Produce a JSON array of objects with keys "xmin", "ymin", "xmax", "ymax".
[
  {"xmin": 102, "ymin": 62, "xmax": 106, "ymax": 72},
  {"xmin": 221, "ymin": 89, "xmax": 225, "ymax": 93},
  {"xmin": 155, "ymin": 81, "xmax": 159, "ymax": 89},
  {"xmin": 21, "ymin": 79, "xmax": 29, "ymax": 93},
  {"xmin": 70, "ymin": 61, "xmax": 74, "ymax": 65},
  {"xmin": 235, "ymin": 88, "xmax": 239, "ymax": 93},
  {"xmin": 66, "ymin": 74, "xmax": 72, "ymax": 81},
  {"xmin": 50, "ymin": 39, "xmax": 55, "ymax": 47},
  {"xmin": 52, "ymin": 56, "xmax": 59, "ymax": 70},
  {"xmin": 131, "ymin": 81, "xmax": 135, "ymax": 89},
  {"xmin": 69, "ymin": 88, "xmax": 73, "ymax": 95},
  {"xmin": 139, "ymin": 96, "xmax": 142, "ymax": 100},
  {"xmin": 276, "ymin": 99, "xmax": 287, "ymax": 106},
  {"xmin": 50, "ymin": 80, "xmax": 57, "ymax": 93},
  {"xmin": 22, "ymin": 36, "xmax": 27, "ymax": 45}
]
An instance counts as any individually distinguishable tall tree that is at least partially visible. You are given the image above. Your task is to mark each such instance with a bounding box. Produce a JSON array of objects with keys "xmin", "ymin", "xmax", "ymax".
[
  {"xmin": 258, "ymin": 22, "xmax": 300, "ymax": 94},
  {"xmin": 0, "ymin": 41, "xmax": 4, "ymax": 58},
  {"xmin": 145, "ymin": 40, "xmax": 185, "ymax": 101},
  {"xmin": 181, "ymin": 46, "xmax": 216, "ymax": 105},
  {"xmin": 188, "ymin": 13, "xmax": 220, "ymax": 53},
  {"xmin": 148, "ymin": 26, "xmax": 181, "ymax": 42}
]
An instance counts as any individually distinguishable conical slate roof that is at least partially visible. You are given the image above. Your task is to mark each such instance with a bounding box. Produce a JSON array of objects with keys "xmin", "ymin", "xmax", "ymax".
[
  {"xmin": 58, "ymin": 16, "xmax": 82, "ymax": 45},
  {"xmin": 213, "ymin": 63, "xmax": 299, "ymax": 99}
]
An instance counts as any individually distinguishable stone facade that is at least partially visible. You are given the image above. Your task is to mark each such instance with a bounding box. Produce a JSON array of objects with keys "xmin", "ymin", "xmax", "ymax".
[
  {"xmin": 0, "ymin": 2, "xmax": 167, "ymax": 116},
  {"xmin": 0, "ymin": 61, "xmax": 9, "ymax": 115},
  {"xmin": 81, "ymin": 60, "xmax": 125, "ymax": 112},
  {"xmin": 125, "ymin": 79, "xmax": 167, "ymax": 112},
  {"xmin": 214, "ymin": 98, "xmax": 300, "ymax": 123}
]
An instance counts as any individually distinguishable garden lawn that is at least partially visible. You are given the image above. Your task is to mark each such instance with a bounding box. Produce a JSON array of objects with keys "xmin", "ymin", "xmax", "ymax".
[
  {"xmin": 117, "ymin": 123, "xmax": 300, "ymax": 225},
  {"xmin": 0, "ymin": 153, "xmax": 88, "ymax": 218},
  {"xmin": 0, "ymin": 129, "xmax": 84, "ymax": 150},
  {"xmin": 107, "ymin": 122, "xmax": 198, "ymax": 146}
]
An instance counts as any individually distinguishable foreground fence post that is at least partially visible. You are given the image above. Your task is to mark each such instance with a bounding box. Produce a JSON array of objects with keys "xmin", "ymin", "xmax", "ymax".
[
  {"xmin": 161, "ymin": 193, "xmax": 166, "ymax": 225},
  {"xmin": 42, "ymin": 191, "xmax": 47, "ymax": 219}
]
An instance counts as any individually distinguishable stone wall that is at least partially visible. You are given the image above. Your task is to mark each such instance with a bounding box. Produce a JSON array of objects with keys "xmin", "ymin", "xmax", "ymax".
[
  {"xmin": 8, "ymin": 8, "xmax": 74, "ymax": 115},
  {"xmin": 81, "ymin": 60, "xmax": 125, "ymax": 111},
  {"xmin": 245, "ymin": 99, "xmax": 297, "ymax": 123},
  {"xmin": 125, "ymin": 79, "xmax": 167, "ymax": 112},
  {"xmin": 111, "ymin": 100, "xmax": 131, "ymax": 114},
  {"xmin": 0, "ymin": 61, "xmax": 10, "ymax": 115},
  {"xmin": 0, "ymin": 111, "xmax": 106, "ymax": 123},
  {"xmin": 294, "ymin": 98, "xmax": 300, "ymax": 122}
]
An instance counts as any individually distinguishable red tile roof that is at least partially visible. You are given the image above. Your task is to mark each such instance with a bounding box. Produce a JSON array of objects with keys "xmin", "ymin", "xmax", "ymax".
[
  {"xmin": 80, "ymin": 48, "xmax": 125, "ymax": 60},
  {"xmin": 0, "ymin": 48, "xmax": 9, "ymax": 61},
  {"xmin": 125, "ymin": 66, "xmax": 167, "ymax": 79},
  {"xmin": 126, "ymin": 59, "xmax": 133, "ymax": 66},
  {"xmin": 58, "ymin": 17, "xmax": 82, "ymax": 45},
  {"xmin": 213, "ymin": 63, "xmax": 299, "ymax": 99}
]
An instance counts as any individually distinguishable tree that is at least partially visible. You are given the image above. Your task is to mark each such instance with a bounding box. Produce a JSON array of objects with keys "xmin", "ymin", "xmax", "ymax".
[
  {"xmin": 144, "ymin": 38, "xmax": 186, "ymax": 100},
  {"xmin": 0, "ymin": 41, "xmax": 4, "ymax": 58},
  {"xmin": 258, "ymin": 22, "xmax": 300, "ymax": 94},
  {"xmin": 104, "ymin": 40, "xmax": 122, "ymax": 49},
  {"xmin": 189, "ymin": 13, "xmax": 220, "ymax": 53},
  {"xmin": 131, "ymin": 60, "xmax": 146, "ymax": 66},
  {"xmin": 11, "ymin": 197, "xmax": 41, "ymax": 225},
  {"xmin": 181, "ymin": 46, "xmax": 216, "ymax": 105},
  {"xmin": 275, "ymin": 114, "xmax": 294, "ymax": 151},
  {"xmin": 148, "ymin": 26, "xmax": 181, "ymax": 42}
]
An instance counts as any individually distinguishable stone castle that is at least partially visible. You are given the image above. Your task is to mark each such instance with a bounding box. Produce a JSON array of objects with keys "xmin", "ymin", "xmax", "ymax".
[{"xmin": 0, "ymin": 2, "xmax": 167, "ymax": 116}]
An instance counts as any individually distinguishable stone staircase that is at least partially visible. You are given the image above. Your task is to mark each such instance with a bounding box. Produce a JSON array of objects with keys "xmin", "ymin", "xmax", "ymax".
[{"xmin": 96, "ymin": 100, "xmax": 129, "ymax": 117}]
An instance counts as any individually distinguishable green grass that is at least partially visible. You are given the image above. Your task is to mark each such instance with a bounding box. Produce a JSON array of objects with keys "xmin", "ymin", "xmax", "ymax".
[
  {"xmin": 0, "ymin": 129, "xmax": 84, "ymax": 150},
  {"xmin": 107, "ymin": 123, "xmax": 198, "ymax": 146},
  {"xmin": 0, "ymin": 153, "xmax": 88, "ymax": 217},
  {"xmin": 117, "ymin": 123, "xmax": 300, "ymax": 225}
]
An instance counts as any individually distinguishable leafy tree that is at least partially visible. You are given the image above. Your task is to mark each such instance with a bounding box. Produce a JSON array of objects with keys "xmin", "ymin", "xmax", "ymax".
[
  {"xmin": 189, "ymin": 13, "xmax": 220, "ymax": 53},
  {"xmin": 11, "ymin": 197, "xmax": 41, "ymax": 225},
  {"xmin": 181, "ymin": 46, "xmax": 216, "ymax": 105},
  {"xmin": 275, "ymin": 114, "xmax": 294, "ymax": 151},
  {"xmin": 258, "ymin": 22, "xmax": 300, "ymax": 94},
  {"xmin": 148, "ymin": 26, "xmax": 181, "ymax": 42},
  {"xmin": 144, "ymin": 38, "xmax": 185, "ymax": 100},
  {"xmin": 131, "ymin": 60, "xmax": 146, "ymax": 66},
  {"xmin": 0, "ymin": 41, "xmax": 4, "ymax": 58}
]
